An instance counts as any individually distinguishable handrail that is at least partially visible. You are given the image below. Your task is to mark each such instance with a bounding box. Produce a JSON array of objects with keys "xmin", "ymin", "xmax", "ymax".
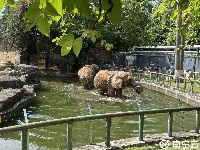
[
  {"xmin": 0, "ymin": 107, "xmax": 200, "ymax": 150},
  {"xmin": 0, "ymin": 107, "xmax": 200, "ymax": 133}
]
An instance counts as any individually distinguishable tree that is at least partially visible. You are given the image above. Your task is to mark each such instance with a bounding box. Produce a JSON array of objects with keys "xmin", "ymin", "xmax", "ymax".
[
  {"xmin": 0, "ymin": 0, "xmax": 60, "ymax": 65},
  {"xmin": 154, "ymin": 0, "xmax": 200, "ymax": 76},
  {"xmin": 0, "ymin": 0, "xmax": 122, "ymax": 57},
  {"xmin": 148, "ymin": 0, "xmax": 176, "ymax": 46}
]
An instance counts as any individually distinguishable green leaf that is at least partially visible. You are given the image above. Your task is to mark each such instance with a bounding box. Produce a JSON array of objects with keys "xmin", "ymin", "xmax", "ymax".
[
  {"xmin": 60, "ymin": 34, "xmax": 74, "ymax": 46},
  {"xmin": 37, "ymin": 14, "xmax": 52, "ymax": 37},
  {"xmin": 76, "ymin": 0, "xmax": 91, "ymax": 18},
  {"xmin": 7, "ymin": 0, "xmax": 15, "ymax": 5},
  {"xmin": 0, "ymin": 0, "xmax": 6, "ymax": 12},
  {"xmin": 39, "ymin": 0, "xmax": 47, "ymax": 9},
  {"xmin": 72, "ymin": 7, "xmax": 79, "ymax": 14},
  {"xmin": 91, "ymin": 35, "xmax": 96, "ymax": 43},
  {"xmin": 44, "ymin": 1, "xmax": 59, "ymax": 16},
  {"xmin": 25, "ymin": 4, "xmax": 42, "ymax": 22},
  {"xmin": 108, "ymin": 0, "xmax": 122, "ymax": 26},
  {"xmin": 170, "ymin": 9, "xmax": 178, "ymax": 20},
  {"xmin": 86, "ymin": 30, "xmax": 93, "ymax": 38},
  {"xmin": 73, "ymin": 38, "xmax": 82, "ymax": 57},
  {"xmin": 105, "ymin": 43, "xmax": 113, "ymax": 51},
  {"xmin": 24, "ymin": 22, "xmax": 35, "ymax": 32},
  {"xmin": 61, "ymin": 46, "xmax": 72, "ymax": 56},
  {"xmin": 49, "ymin": 0, "xmax": 62, "ymax": 15},
  {"xmin": 63, "ymin": 0, "xmax": 75, "ymax": 13},
  {"xmin": 98, "ymin": 14, "xmax": 104, "ymax": 22},
  {"xmin": 101, "ymin": 40, "xmax": 106, "ymax": 46},
  {"xmin": 81, "ymin": 31, "xmax": 87, "ymax": 37},
  {"xmin": 52, "ymin": 16, "xmax": 61, "ymax": 22},
  {"xmin": 102, "ymin": 0, "xmax": 111, "ymax": 10}
]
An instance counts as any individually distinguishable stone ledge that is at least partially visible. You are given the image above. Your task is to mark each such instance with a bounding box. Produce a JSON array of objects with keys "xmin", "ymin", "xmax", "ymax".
[
  {"xmin": 140, "ymin": 81, "xmax": 200, "ymax": 106},
  {"xmin": 73, "ymin": 131, "xmax": 200, "ymax": 150}
]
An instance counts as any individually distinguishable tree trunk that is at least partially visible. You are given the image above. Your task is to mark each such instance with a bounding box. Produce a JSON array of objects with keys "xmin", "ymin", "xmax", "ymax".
[
  {"xmin": 175, "ymin": 16, "xmax": 182, "ymax": 77},
  {"xmin": 180, "ymin": 36, "xmax": 185, "ymax": 70}
]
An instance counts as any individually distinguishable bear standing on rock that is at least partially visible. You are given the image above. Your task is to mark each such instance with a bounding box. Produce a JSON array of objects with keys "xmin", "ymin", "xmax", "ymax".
[
  {"xmin": 94, "ymin": 70, "xmax": 143, "ymax": 98},
  {"xmin": 78, "ymin": 64, "xmax": 100, "ymax": 90}
]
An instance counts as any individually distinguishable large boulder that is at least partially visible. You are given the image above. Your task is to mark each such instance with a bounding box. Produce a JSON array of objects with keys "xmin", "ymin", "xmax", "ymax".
[
  {"xmin": 15, "ymin": 64, "xmax": 40, "ymax": 84},
  {"xmin": 0, "ymin": 76, "xmax": 25, "ymax": 89},
  {"xmin": 0, "ymin": 88, "xmax": 24, "ymax": 111},
  {"xmin": 0, "ymin": 61, "xmax": 13, "ymax": 71}
]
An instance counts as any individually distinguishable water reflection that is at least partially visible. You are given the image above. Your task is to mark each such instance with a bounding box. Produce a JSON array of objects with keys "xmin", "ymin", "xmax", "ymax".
[{"xmin": 0, "ymin": 77, "xmax": 196, "ymax": 149}]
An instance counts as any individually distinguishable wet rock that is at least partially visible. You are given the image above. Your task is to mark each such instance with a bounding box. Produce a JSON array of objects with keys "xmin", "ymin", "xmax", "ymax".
[
  {"xmin": 0, "ymin": 88, "xmax": 24, "ymax": 111},
  {"xmin": 0, "ymin": 68, "xmax": 19, "ymax": 76},
  {"xmin": 23, "ymin": 85, "xmax": 34, "ymax": 96},
  {"xmin": 0, "ymin": 76, "xmax": 25, "ymax": 89},
  {"xmin": 15, "ymin": 64, "xmax": 40, "ymax": 84},
  {"xmin": 0, "ymin": 61, "xmax": 14, "ymax": 71}
]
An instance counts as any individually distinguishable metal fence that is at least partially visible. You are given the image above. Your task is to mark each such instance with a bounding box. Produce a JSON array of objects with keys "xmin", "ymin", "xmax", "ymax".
[{"xmin": 0, "ymin": 107, "xmax": 200, "ymax": 150}]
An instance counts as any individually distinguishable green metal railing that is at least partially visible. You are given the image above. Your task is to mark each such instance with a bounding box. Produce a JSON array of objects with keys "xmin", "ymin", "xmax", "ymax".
[{"xmin": 0, "ymin": 107, "xmax": 200, "ymax": 150}]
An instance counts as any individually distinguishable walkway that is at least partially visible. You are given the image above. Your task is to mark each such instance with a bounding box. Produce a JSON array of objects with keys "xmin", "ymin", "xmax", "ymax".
[{"xmin": 73, "ymin": 130, "xmax": 200, "ymax": 150}]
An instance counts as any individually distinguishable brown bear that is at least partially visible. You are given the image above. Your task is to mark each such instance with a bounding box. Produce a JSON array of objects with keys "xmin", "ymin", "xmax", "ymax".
[
  {"xmin": 78, "ymin": 64, "xmax": 100, "ymax": 90},
  {"xmin": 94, "ymin": 70, "xmax": 143, "ymax": 98}
]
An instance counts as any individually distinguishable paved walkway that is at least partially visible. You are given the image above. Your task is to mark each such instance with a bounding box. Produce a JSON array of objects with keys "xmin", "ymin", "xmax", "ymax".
[{"xmin": 73, "ymin": 131, "xmax": 200, "ymax": 150}]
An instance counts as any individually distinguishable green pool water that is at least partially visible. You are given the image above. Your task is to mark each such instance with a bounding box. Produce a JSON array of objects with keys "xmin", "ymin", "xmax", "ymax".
[{"xmin": 0, "ymin": 77, "xmax": 196, "ymax": 150}]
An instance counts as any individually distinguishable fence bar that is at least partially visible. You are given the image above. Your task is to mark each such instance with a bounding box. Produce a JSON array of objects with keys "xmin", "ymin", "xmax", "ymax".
[
  {"xmin": 22, "ymin": 128, "xmax": 29, "ymax": 150},
  {"xmin": 139, "ymin": 114, "xmax": 144, "ymax": 141},
  {"xmin": 195, "ymin": 110, "xmax": 200, "ymax": 133},
  {"xmin": 67, "ymin": 122, "xmax": 73, "ymax": 150},
  {"xmin": 168, "ymin": 112, "xmax": 173, "ymax": 137},
  {"xmin": 176, "ymin": 77, "xmax": 179, "ymax": 89},
  {"xmin": 105, "ymin": 117, "xmax": 111, "ymax": 147},
  {"xmin": 183, "ymin": 78, "xmax": 186, "ymax": 91}
]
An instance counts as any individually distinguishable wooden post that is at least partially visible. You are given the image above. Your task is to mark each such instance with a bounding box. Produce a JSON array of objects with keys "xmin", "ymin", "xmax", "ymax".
[
  {"xmin": 139, "ymin": 114, "xmax": 144, "ymax": 141},
  {"xmin": 22, "ymin": 128, "xmax": 29, "ymax": 150},
  {"xmin": 168, "ymin": 112, "xmax": 173, "ymax": 137},
  {"xmin": 195, "ymin": 110, "xmax": 200, "ymax": 134},
  {"xmin": 67, "ymin": 122, "xmax": 73, "ymax": 150},
  {"xmin": 105, "ymin": 117, "xmax": 111, "ymax": 147}
]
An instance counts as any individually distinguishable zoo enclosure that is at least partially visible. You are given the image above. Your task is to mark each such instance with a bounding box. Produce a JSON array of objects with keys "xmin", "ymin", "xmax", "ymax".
[
  {"xmin": 111, "ymin": 46, "xmax": 200, "ymax": 72},
  {"xmin": 0, "ymin": 107, "xmax": 200, "ymax": 150}
]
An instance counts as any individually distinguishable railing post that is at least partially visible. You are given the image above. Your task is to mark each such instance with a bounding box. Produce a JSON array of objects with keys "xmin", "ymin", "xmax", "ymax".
[
  {"xmin": 176, "ymin": 76, "xmax": 179, "ymax": 89},
  {"xmin": 105, "ymin": 117, "xmax": 111, "ymax": 147},
  {"xmin": 22, "ymin": 127, "xmax": 29, "ymax": 150},
  {"xmin": 168, "ymin": 112, "xmax": 173, "ymax": 137},
  {"xmin": 150, "ymin": 72, "xmax": 152, "ymax": 81},
  {"xmin": 139, "ymin": 114, "xmax": 144, "ymax": 141},
  {"xmin": 67, "ymin": 122, "xmax": 73, "ymax": 150},
  {"xmin": 183, "ymin": 78, "xmax": 186, "ymax": 91},
  {"xmin": 138, "ymin": 70, "xmax": 141, "ymax": 80},
  {"xmin": 162, "ymin": 74, "xmax": 165, "ymax": 84},
  {"xmin": 195, "ymin": 110, "xmax": 200, "ymax": 133}
]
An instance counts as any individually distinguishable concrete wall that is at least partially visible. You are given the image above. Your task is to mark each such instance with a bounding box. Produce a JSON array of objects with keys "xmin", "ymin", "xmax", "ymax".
[{"xmin": 141, "ymin": 81, "xmax": 200, "ymax": 106}]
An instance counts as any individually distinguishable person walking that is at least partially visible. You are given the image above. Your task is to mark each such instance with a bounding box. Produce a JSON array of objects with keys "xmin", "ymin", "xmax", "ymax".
[{"xmin": 169, "ymin": 63, "xmax": 175, "ymax": 75}]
